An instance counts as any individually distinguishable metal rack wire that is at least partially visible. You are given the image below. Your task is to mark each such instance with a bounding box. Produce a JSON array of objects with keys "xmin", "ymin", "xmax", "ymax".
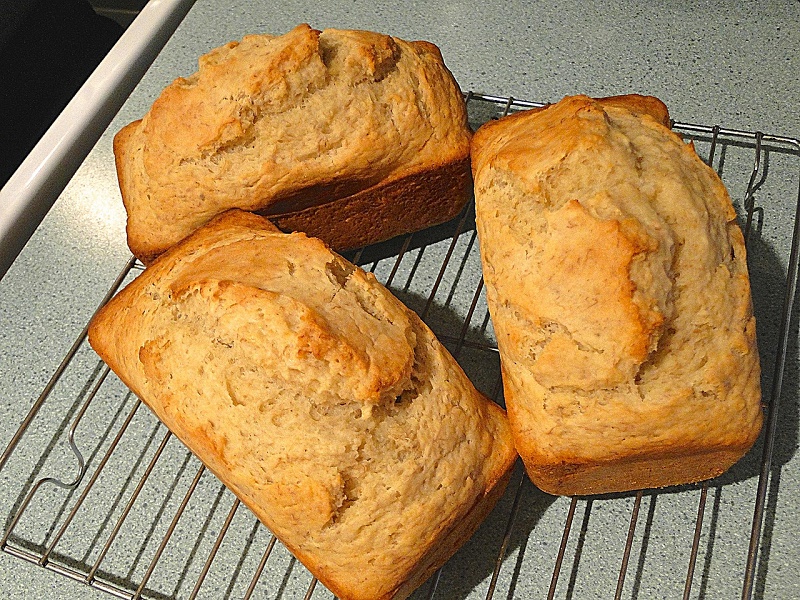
[{"xmin": 1, "ymin": 92, "xmax": 798, "ymax": 599}]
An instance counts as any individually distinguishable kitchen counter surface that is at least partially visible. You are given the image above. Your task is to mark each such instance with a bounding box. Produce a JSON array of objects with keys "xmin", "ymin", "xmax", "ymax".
[{"xmin": 1, "ymin": 1, "xmax": 799, "ymax": 598}]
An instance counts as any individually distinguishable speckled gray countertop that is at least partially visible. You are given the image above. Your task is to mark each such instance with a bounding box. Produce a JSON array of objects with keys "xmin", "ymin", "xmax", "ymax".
[{"xmin": 1, "ymin": 1, "xmax": 799, "ymax": 599}]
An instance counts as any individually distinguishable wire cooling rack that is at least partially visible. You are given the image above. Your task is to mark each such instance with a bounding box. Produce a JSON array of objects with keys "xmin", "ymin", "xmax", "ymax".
[{"xmin": 1, "ymin": 93, "xmax": 799, "ymax": 600}]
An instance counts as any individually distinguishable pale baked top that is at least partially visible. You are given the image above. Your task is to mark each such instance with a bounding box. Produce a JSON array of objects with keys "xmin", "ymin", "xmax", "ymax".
[
  {"xmin": 473, "ymin": 95, "xmax": 762, "ymax": 463},
  {"xmin": 88, "ymin": 210, "xmax": 514, "ymax": 600},
  {"xmin": 115, "ymin": 24, "xmax": 471, "ymax": 263}
]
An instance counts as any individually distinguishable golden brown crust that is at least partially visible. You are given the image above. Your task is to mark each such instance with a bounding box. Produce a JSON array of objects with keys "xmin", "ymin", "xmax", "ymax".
[
  {"xmin": 112, "ymin": 120, "xmax": 140, "ymax": 227},
  {"xmin": 594, "ymin": 93, "xmax": 670, "ymax": 128},
  {"xmin": 114, "ymin": 24, "xmax": 472, "ymax": 264},
  {"xmin": 470, "ymin": 94, "xmax": 668, "ymax": 164},
  {"xmin": 89, "ymin": 210, "xmax": 516, "ymax": 599},
  {"xmin": 472, "ymin": 94, "xmax": 762, "ymax": 496}
]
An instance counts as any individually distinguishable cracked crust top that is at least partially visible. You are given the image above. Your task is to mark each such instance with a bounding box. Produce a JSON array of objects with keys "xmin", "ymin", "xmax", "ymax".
[
  {"xmin": 88, "ymin": 210, "xmax": 516, "ymax": 600},
  {"xmin": 114, "ymin": 24, "xmax": 472, "ymax": 264},
  {"xmin": 472, "ymin": 95, "xmax": 762, "ymax": 495}
]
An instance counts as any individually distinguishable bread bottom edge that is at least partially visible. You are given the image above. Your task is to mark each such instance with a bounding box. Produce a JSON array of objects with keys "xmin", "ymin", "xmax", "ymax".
[{"xmin": 522, "ymin": 446, "xmax": 755, "ymax": 497}]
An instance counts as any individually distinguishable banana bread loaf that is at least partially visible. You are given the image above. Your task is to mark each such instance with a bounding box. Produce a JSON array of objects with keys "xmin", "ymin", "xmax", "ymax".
[
  {"xmin": 114, "ymin": 24, "xmax": 472, "ymax": 264},
  {"xmin": 88, "ymin": 209, "xmax": 516, "ymax": 599},
  {"xmin": 472, "ymin": 94, "xmax": 762, "ymax": 496}
]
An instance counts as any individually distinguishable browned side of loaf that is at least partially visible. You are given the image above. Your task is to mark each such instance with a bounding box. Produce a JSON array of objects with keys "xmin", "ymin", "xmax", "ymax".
[{"xmin": 265, "ymin": 154, "xmax": 472, "ymax": 251}]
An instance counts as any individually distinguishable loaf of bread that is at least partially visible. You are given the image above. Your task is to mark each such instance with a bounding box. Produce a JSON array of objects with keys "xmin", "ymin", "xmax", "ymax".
[
  {"xmin": 472, "ymin": 94, "xmax": 762, "ymax": 496},
  {"xmin": 88, "ymin": 210, "xmax": 516, "ymax": 600},
  {"xmin": 114, "ymin": 24, "xmax": 472, "ymax": 264}
]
